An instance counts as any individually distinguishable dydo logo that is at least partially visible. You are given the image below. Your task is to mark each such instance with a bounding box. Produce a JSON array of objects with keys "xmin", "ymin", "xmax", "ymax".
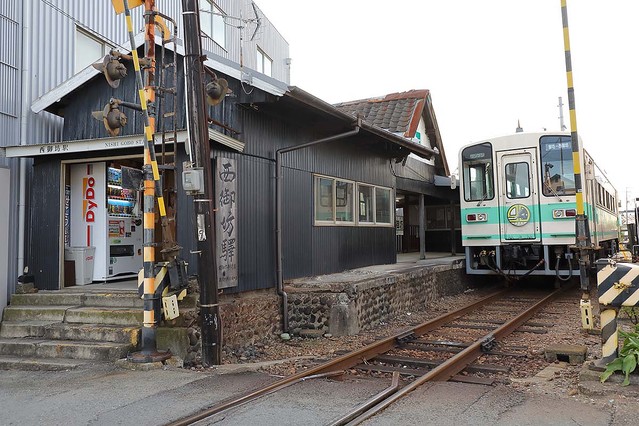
[{"xmin": 82, "ymin": 164, "xmax": 99, "ymax": 245}]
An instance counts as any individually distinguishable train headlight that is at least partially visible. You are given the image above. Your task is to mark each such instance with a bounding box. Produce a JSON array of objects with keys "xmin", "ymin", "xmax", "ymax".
[
  {"xmin": 553, "ymin": 208, "xmax": 576, "ymax": 219},
  {"xmin": 467, "ymin": 213, "xmax": 487, "ymax": 222}
]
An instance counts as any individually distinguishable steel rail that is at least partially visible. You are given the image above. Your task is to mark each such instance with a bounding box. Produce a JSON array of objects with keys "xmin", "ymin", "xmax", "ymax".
[
  {"xmin": 345, "ymin": 285, "xmax": 569, "ymax": 425},
  {"xmin": 327, "ymin": 372, "xmax": 400, "ymax": 426},
  {"xmin": 166, "ymin": 288, "xmax": 507, "ymax": 425}
]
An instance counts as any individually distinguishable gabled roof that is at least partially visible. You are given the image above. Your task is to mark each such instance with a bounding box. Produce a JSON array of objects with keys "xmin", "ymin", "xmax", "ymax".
[
  {"xmin": 334, "ymin": 90, "xmax": 449, "ymax": 176},
  {"xmin": 31, "ymin": 33, "xmax": 287, "ymax": 116}
]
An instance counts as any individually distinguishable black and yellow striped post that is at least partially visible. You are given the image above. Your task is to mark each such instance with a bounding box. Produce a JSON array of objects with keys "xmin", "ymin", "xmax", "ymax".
[
  {"xmin": 119, "ymin": 0, "xmax": 170, "ymax": 362},
  {"xmin": 594, "ymin": 259, "xmax": 639, "ymax": 368},
  {"xmin": 560, "ymin": 1, "xmax": 593, "ymax": 334}
]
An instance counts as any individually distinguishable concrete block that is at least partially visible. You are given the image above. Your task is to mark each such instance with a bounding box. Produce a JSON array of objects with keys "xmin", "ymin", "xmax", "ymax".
[
  {"xmin": 544, "ymin": 344, "xmax": 587, "ymax": 364},
  {"xmin": 156, "ymin": 327, "xmax": 189, "ymax": 359},
  {"xmin": 329, "ymin": 302, "xmax": 359, "ymax": 336}
]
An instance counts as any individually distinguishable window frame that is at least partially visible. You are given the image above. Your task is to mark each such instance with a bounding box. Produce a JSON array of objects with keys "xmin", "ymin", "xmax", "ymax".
[
  {"xmin": 201, "ymin": 0, "xmax": 226, "ymax": 49},
  {"xmin": 74, "ymin": 27, "xmax": 109, "ymax": 73},
  {"xmin": 505, "ymin": 161, "xmax": 531, "ymax": 199},
  {"xmin": 314, "ymin": 174, "xmax": 393, "ymax": 227},
  {"xmin": 256, "ymin": 46, "xmax": 273, "ymax": 76},
  {"xmin": 539, "ymin": 135, "xmax": 576, "ymax": 197},
  {"xmin": 461, "ymin": 143, "xmax": 495, "ymax": 203}
]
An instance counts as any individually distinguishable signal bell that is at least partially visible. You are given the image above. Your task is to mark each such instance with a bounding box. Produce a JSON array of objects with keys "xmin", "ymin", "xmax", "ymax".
[
  {"xmin": 205, "ymin": 78, "xmax": 231, "ymax": 106},
  {"xmin": 92, "ymin": 101, "xmax": 127, "ymax": 136},
  {"xmin": 92, "ymin": 54, "xmax": 127, "ymax": 88}
]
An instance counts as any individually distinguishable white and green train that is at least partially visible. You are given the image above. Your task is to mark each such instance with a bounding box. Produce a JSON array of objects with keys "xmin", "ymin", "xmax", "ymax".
[{"xmin": 459, "ymin": 132, "xmax": 619, "ymax": 278}]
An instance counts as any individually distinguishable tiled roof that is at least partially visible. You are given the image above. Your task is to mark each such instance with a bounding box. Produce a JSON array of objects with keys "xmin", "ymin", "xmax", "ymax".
[{"xmin": 334, "ymin": 90, "xmax": 429, "ymax": 137}]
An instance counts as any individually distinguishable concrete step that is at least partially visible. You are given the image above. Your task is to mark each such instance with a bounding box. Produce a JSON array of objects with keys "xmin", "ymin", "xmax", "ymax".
[
  {"xmin": 0, "ymin": 338, "xmax": 133, "ymax": 361},
  {"xmin": 1, "ymin": 306, "xmax": 74, "ymax": 322},
  {"xmin": 10, "ymin": 291, "xmax": 143, "ymax": 308},
  {"xmin": 0, "ymin": 320, "xmax": 57, "ymax": 338},
  {"xmin": 82, "ymin": 292, "xmax": 143, "ymax": 308},
  {"xmin": 64, "ymin": 307, "xmax": 143, "ymax": 326},
  {"xmin": 10, "ymin": 292, "xmax": 84, "ymax": 306},
  {"xmin": 0, "ymin": 321, "xmax": 140, "ymax": 344},
  {"xmin": 43, "ymin": 323, "xmax": 140, "ymax": 344},
  {"xmin": 0, "ymin": 355, "xmax": 91, "ymax": 371}
]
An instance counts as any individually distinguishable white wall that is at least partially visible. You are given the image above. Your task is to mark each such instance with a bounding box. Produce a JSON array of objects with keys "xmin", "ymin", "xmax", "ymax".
[{"xmin": 0, "ymin": 168, "xmax": 9, "ymax": 314}]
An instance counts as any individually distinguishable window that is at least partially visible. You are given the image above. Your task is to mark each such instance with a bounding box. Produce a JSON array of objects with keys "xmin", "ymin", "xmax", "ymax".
[
  {"xmin": 75, "ymin": 28, "xmax": 107, "ymax": 73},
  {"xmin": 201, "ymin": 1, "xmax": 226, "ymax": 49},
  {"xmin": 256, "ymin": 47, "xmax": 272, "ymax": 76},
  {"xmin": 505, "ymin": 162, "xmax": 530, "ymax": 199},
  {"xmin": 375, "ymin": 187, "xmax": 391, "ymax": 224},
  {"xmin": 358, "ymin": 185, "xmax": 374, "ymax": 223},
  {"xmin": 462, "ymin": 143, "xmax": 494, "ymax": 202},
  {"xmin": 315, "ymin": 175, "xmax": 392, "ymax": 226},
  {"xmin": 540, "ymin": 135, "xmax": 576, "ymax": 196}
]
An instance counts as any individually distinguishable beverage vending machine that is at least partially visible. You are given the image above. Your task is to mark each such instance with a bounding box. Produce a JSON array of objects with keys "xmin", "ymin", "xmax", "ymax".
[{"xmin": 70, "ymin": 162, "xmax": 143, "ymax": 281}]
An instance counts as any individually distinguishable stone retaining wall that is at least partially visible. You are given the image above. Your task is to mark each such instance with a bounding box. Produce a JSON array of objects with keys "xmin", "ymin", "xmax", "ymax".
[
  {"xmin": 286, "ymin": 261, "xmax": 466, "ymax": 336},
  {"xmin": 182, "ymin": 260, "xmax": 466, "ymax": 365}
]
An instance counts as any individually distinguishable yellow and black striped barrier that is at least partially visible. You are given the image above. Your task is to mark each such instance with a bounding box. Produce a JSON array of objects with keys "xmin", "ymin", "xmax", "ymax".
[{"xmin": 596, "ymin": 259, "xmax": 639, "ymax": 364}]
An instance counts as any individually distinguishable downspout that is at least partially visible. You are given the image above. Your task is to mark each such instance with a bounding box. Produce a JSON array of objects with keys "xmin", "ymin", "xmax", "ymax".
[
  {"xmin": 275, "ymin": 125, "xmax": 360, "ymax": 333},
  {"xmin": 18, "ymin": 0, "xmax": 31, "ymax": 277}
]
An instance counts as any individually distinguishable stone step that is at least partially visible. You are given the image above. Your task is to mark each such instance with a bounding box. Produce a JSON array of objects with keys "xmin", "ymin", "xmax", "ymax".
[
  {"xmin": 1, "ymin": 306, "xmax": 74, "ymax": 322},
  {"xmin": 0, "ymin": 355, "xmax": 91, "ymax": 371},
  {"xmin": 0, "ymin": 338, "xmax": 133, "ymax": 361},
  {"xmin": 64, "ymin": 307, "xmax": 143, "ymax": 326}
]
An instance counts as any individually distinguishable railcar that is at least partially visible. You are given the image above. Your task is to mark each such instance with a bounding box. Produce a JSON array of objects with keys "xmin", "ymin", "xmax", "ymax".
[{"xmin": 459, "ymin": 132, "xmax": 619, "ymax": 279}]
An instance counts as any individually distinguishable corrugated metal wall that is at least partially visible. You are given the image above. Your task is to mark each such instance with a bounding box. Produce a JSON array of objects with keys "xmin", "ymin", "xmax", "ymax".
[
  {"xmin": 1, "ymin": 0, "xmax": 288, "ymax": 292},
  {"xmin": 0, "ymin": 2, "xmax": 21, "ymax": 296}
]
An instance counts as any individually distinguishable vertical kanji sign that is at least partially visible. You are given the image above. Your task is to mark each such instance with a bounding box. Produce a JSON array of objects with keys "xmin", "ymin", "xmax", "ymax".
[{"xmin": 216, "ymin": 157, "xmax": 238, "ymax": 288}]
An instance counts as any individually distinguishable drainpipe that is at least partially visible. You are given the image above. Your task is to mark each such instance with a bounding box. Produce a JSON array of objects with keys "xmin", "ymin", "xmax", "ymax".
[
  {"xmin": 275, "ymin": 125, "xmax": 360, "ymax": 333},
  {"xmin": 18, "ymin": 0, "xmax": 31, "ymax": 277}
]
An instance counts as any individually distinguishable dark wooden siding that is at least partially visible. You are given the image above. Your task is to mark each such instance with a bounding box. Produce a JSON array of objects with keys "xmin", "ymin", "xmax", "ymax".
[{"xmin": 28, "ymin": 158, "xmax": 60, "ymax": 290}]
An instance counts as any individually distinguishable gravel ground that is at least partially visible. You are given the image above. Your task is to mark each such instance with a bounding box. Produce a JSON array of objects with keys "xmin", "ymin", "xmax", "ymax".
[{"xmin": 209, "ymin": 281, "xmax": 639, "ymax": 417}]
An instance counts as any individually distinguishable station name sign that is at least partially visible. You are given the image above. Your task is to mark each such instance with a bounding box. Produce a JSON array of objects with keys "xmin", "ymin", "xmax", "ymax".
[{"xmin": 3, "ymin": 131, "xmax": 188, "ymax": 158}]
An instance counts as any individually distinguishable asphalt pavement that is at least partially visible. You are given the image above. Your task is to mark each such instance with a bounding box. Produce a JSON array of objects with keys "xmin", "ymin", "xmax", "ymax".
[{"xmin": 2, "ymin": 359, "xmax": 639, "ymax": 426}]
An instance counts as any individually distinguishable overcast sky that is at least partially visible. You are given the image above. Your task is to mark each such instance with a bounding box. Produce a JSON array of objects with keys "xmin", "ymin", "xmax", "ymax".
[{"xmin": 254, "ymin": 0, "xmax": 639, "ymax": 208}]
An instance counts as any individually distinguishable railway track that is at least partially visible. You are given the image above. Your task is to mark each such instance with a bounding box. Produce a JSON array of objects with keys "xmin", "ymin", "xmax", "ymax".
[{"xmin": 168, "ymin": 284, "xmax": 569, "ymax": 426}]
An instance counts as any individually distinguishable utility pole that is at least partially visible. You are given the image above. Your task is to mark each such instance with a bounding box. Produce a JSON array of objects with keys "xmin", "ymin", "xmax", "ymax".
[
  {"xmin": 558, "ymin": 96, "xmax": 566, "ymax": 131},
  {"xmin": 181, "ymin": 0, "xmax": 222, "ymax": 365}
]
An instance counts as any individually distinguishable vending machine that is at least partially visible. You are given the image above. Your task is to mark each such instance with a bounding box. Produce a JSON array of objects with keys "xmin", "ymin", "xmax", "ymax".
[{"xmin": 70, "ymin": 162, "xmax": 143, "ymax": 281}]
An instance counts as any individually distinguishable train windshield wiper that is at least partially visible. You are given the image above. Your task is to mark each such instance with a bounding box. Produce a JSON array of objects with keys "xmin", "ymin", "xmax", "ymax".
[
  {"xmin": 543, "ymin": 180, "xmax": 563, "ymax": 202},
  {"xmin": 476, "ymin": 190, "xmax": 488, "ymax": 206}
]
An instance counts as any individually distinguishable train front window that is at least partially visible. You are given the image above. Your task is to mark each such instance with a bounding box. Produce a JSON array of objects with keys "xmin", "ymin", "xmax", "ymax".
[
  {"xmin": 505, "ymin": 162, "xmax": 530, "ymax": 199},
  {"xmin": 462, "ymin": 143, "xmax": 494, "ymax": 202},
  {"xmin": 540, "ymin": 136, "xmax": 576, "ymax": 196}
]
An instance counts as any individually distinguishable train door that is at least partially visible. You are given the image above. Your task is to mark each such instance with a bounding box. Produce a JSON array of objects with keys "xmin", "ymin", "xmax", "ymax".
[{"xmin": 497, "ymin": 150, "xmax": 541, "ymax": 242}]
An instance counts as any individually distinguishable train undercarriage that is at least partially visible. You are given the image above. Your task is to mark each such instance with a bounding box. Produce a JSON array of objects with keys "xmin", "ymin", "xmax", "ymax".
[{"xmin": 465, "ymin": 241, "xmax": 618, "ymax": 280}]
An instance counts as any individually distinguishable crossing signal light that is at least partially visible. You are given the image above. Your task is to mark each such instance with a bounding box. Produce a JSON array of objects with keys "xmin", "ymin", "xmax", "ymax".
[
  {"xmin": 92, "ymin": 54, "xmax": 127, "ymax": 88},
  {"xmin": 92, "ymin": 100, "xmax": 127, "ymax": 136}
]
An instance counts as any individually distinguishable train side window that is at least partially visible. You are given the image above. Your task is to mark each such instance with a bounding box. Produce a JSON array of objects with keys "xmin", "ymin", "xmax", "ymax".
[
  {"xmin": 462, "ymin": 143, "xmax": 494, "ymax": 202},
  {"xmin": 505, "ymin": 162, "xmax": 530, "ymax": 199},
  {"xmin": 540, "ymin": 136, "xmax": 575, "ymax": 196}
]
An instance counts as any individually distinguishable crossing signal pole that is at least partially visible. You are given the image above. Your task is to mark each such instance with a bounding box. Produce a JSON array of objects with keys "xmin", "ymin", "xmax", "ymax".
[
  {"xmin": 111, "ymin": 0, "xmax": 172, "ymax": 362},
  {"xmin": 560, "ymin": 0, "xmax": 594, "ymax": 329}
]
